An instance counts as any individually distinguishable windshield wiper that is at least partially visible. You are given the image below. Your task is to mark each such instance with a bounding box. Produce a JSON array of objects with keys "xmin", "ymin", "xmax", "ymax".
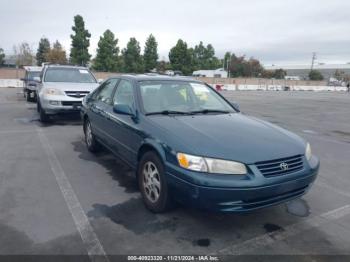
[
  {"xmin": 190, "ymin": 109, "xmax": 231, "ymax": 114},
  {"xmin": 146, "ymin": 110, "xmax": 193, "ymax": 116}
]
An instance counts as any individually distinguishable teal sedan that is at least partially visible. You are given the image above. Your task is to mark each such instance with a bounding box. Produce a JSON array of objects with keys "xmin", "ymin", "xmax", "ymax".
[{"xmin": 81, "ymin": 75, "xmax": 319, "ymax": 213}]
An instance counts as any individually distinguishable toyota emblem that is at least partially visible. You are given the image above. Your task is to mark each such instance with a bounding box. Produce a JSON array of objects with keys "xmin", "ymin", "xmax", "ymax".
[{"xmin": 280, "ymin": 162, "xmax": 289, "ymax": 171}]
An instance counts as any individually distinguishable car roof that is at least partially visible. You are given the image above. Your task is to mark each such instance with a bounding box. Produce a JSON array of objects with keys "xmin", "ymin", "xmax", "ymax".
[
  {"xmin": 23, "ymin": 66, "xmax": 42, "ymax": 72},
  {"xmin": 45, "ymin": 64, "xmax": 90, "ymax": 70},
  {"xmin": 112, "ymin": 74, "xmax": 202, "ymax": 83}
]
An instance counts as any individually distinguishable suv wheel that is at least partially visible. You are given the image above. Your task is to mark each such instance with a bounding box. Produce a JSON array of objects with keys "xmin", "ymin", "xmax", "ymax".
[
  {"xmin": 26, "ymin": 90, "xmax": 32, "ymax": 102},
  {"xmin": 84, "ymin": 119, "xmax": 100, "ymax": 152},
  {"xmin": 138, "ymin": 151, "xmax": 173, "ymax": 213},
  {"xmin": 38, "ymin": 103, "xmax": 50, "ymax": 123}
]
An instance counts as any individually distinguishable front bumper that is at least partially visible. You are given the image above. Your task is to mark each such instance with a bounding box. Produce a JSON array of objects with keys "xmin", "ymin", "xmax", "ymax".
[
  {"xmin": 165, "ymin": 156, "xmax": 319, "ymax": 212},
  {"xmin": 40, "ymin": 95, "xmax": 84, "ymax": 114}
]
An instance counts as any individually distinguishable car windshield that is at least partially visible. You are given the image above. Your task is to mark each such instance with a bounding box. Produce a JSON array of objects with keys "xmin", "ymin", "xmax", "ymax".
[
  {"xmin": 27, "ymin": 71, "xmax": 41, "ymax": 80},
  {"xmin": 44, "ymin": 68, "xmax": 96, "ymax": 83},
  {"xmin": 139, "ymin": 80, "xmax": 235, "ymax": 115}
]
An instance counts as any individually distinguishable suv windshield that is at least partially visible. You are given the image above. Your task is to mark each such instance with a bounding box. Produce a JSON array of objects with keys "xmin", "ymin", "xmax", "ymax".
[
  {"xmin": 27, "ymin": 71, "xmax": 41, "ymax": 80},
  {"xmin": 139, "ymin": 80, "xmax": 235, "ymax": 114},
  {"xmin": 44, "ymin": 68, "xmax": 96, "ymax": 83}
]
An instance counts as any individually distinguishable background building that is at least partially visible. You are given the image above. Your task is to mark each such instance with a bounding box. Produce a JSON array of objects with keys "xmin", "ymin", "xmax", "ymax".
[
  {"xmin": 192, "ymin": 68, "xmax": 228, "ymax": 78},
  {"xmin": 265, "ymin": 63, "xmax": 350, "ymax": 80}
]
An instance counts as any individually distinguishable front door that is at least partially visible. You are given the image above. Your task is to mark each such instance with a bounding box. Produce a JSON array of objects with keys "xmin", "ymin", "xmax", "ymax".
[
  {"xmin": 87, "ymin": 78, "xmax": 119, "ymax": 145},
  {"xmin": 104, "ymin": 79, "xmax": 141, "ymax": 167}
]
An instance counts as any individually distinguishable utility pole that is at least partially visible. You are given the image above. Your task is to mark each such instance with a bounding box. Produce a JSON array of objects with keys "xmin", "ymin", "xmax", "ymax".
[{"xmin": 310, "ymin": 52, "xmax": 317, "ymax": 71}]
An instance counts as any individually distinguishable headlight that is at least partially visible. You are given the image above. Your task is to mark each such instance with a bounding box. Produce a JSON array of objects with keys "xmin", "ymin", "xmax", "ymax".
[
  {"xmin": 305, "ymin": 142, "xmax": 312, "ymax": 161},
  {"xmin": 177, "ymin": 153, "xmax": 247, "ymax": 175},
  {"xmin": 43, "ymin": 88, "xmax": 64, "ymax": 96}
]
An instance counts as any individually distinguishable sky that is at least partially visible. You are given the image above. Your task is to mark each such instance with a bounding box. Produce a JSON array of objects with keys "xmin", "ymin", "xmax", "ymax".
[{"xmin": 0, "ymin": 0, "xmax": 349, "ymax": 65}]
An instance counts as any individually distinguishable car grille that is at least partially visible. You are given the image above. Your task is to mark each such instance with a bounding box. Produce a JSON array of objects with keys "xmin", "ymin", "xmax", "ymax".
[
  {"xmin": 65, "ymin": 91, "xmax": 90, "ymax": 98},
  {"xmin": 255, "ymin": 155, "xmax": 304, "ymax": 177},
  {"xmin": 61, "ymin": 101, "xmax": 82, "ymax": 106}
]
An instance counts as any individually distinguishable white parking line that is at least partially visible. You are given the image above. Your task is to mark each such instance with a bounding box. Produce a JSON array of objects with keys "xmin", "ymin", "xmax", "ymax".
[
  {"xmin": 213, "ymin": 204, "xmax": 350, "ymax": 255},
  {"xmin": 36, "ymin": 127, "xmax": 109, "ymax": 261}
]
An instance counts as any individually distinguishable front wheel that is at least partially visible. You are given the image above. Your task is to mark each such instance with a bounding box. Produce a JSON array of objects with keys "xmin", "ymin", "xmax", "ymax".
[
  {"xmin": 39, "ymin": 103, "xmax": 50, "ymax": 123},
  {"xmin": 138, "ymin": 152, "xmax": 173, "ymax": 213}
]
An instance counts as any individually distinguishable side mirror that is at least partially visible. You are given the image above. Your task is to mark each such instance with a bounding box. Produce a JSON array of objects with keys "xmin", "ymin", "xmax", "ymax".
[
  {"xmin": 33, "ymin": 76, "xmax": 41, "ymax": 83},
  {"xmin": 230, "ymin": 102, "xmax": 240, "ymax": 112},
  {"xmin": 113, "ymin": 104, "xmax": 134, "ymax": 116},
  {"xmin": 98, "ymin": 79, "xmax": 104, "ymax": 84}
]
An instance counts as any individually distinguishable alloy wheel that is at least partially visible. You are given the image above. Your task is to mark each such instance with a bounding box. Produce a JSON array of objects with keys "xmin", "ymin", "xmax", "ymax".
[{"xmin": 142, "ymin": 161, "xmax": 161, "ymax": 203}]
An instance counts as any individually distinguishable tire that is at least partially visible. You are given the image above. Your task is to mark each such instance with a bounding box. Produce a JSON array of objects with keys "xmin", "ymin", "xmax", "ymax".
[
  {"xmin": 26, "ymin": 90, "xmax": 32, "ymax": 102},
  {"xmin": 38, "ymin": 103, "xmax": 50, "ymax": 123},
  {"xmin": 84, "ymin": 118, "xmax": 100, "ymax": 152},
  {"xmin": 138, "ymin": 151, "xmax": 173, "ymax": 213}
]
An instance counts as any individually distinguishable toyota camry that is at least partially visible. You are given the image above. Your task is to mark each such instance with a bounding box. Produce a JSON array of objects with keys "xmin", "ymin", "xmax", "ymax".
[{"xmin": 81, "ymin": 75, "xmax": 319, "ymax": 213}]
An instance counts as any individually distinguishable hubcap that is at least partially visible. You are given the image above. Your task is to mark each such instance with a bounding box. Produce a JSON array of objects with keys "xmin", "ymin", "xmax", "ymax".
[
  {"xmin": 86, "ymin": 122, "xmax": 93, "ymax": 146},
  {"xmin": 142, "ymin": 161, "xmax": 161, "ymax": 203}
]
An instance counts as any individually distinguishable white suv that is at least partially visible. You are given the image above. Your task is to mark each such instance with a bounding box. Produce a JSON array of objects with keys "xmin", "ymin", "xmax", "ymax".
[{"xmin": 36, "ymin": 65, "xmax": 99, "ymax": 122}]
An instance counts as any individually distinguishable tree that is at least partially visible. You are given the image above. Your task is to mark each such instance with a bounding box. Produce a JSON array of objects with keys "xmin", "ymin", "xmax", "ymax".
[
  {"xmin": 13, "ymin": 42, "xmax": 34, "ymax": 66},
  {"xmin": 273, "ymin": 68, "xmax": 287, "ymax": 79},
  {"xmin": 262, "ymin": 68, "xmax": 287, "ymax": 79},
  {"xmin": 193, "ymin": 42, "xmax": 221, "ymax": 70},
  {"xmin": 228, "ymin": 54, "xmax": 245, "ymax": 77},
  {"xmin": 0, "ymin": 48, "xmax": 5, "ymax": 66},
  {"xmin": 36, "ymin": 37, "xmax": 50, "ymax": 66},
  {"xmin": 193, "ymin": 41, "xmax": 206, "ymax": 69},
  {"xmin": 309, "ymin": 70, "xmax": 324, "ymax": 81},
  {"xmin": 93, "ymin": 30, "xmax": 119, "ymax": 72},
  {"xmin": 169, "ymin": 39, "xmax": 193, "ymax": 75},
  {"xmin": 334, "ymin": 69, "xmax": 345, "ymax": 81},
  {"xmin": 226, "ymin": 53, "xmax": 265, "ymax": 78},
  {"xmin": 70, "ymin": 15, "xmax": 91, "ymax": 66},
  {"xmin": 143, "ymin": 34, "xmax": 159, "ymax": 72},
  {"xmin": 45, "ymin": 40, "xmax": 67, "ymax": 64},
  {"xmin": 121, "ymin": 37, "xmax": 143, "ymax": 73}
]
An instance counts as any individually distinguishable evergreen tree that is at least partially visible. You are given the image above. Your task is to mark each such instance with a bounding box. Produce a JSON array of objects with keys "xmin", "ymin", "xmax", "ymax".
[
  {"xmin": 36, "ymin": 37, "xmax": 50, "ymax": 66},
  {"xmin": 93, "ymin": 30, "xmax": 119, "ymax": 72},
  {"xmin": 193, "ymin": 41, "xmax": 206, "ymax": 70},
  {"xmin": 169, "ymin": 39, "xmax": 193, "ymax": 75},
  {"xmin": 0, "ymin": 48, "xmax": 5, "ymax": 66},
  {"xmin": 45, "ymin": 40, "xmax": 67, "ymax": 64},
  {"xmin": 121, "ymin": 37, "xmax": 143, "ymax": 73},
  {"xmin": 70, "ymin": 15, "xmax": 91, "ymax": 66},
  {"xmin": 143, "ymin": 34, "xmax": 158, "ymax": 72}
]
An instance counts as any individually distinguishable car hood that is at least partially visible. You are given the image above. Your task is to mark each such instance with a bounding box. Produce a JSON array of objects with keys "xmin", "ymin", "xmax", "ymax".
[
  {"xmin": 44, "ymin": 82, "xmax": 99, "ymax": 92},
  {"xmin": 147, "ymin": 113, "xmax": 306, "ymax": 164}
]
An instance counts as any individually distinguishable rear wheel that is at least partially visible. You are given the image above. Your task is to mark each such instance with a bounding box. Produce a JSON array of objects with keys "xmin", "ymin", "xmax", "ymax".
[
  {"xmin": 26, "ymin": 90, "xmax": 34, "ymax": 102},
  {"xmin": 84, "ymin": 118, "xmax": 100, "ymax": 152},
  {"xmin": 138, "ymin": 151, "xmax": 173, "ymax": 213}
]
